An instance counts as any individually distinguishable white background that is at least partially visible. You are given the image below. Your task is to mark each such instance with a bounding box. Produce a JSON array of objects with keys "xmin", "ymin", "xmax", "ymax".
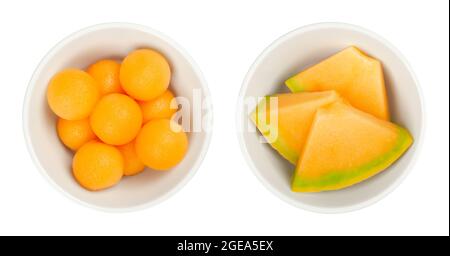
[{"xmin": 0, "ymin": 0, "xmax": 448, "ymax": 236}]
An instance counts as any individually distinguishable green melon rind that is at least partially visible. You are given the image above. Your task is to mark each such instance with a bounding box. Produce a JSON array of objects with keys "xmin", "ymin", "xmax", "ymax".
[
  {"xmin": 291, "ymin": 126, "xmax": 413, "ymax": 192},
  {"xmin": 250, "ymin": 96, "xmax": 298, "ymax": 165},
  {"xmin": 285, "ymin": 76, "xmax": 307, "ymax": 93}
]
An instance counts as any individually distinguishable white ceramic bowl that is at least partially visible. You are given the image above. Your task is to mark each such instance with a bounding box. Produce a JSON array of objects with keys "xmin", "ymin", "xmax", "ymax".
[
  {"xmin": 23, "ymin": 23, "xmax": 212, "ymax": 211},
  {"xmin": 237, "ymin": 23, "xmax": 424, "ymax": 213}
]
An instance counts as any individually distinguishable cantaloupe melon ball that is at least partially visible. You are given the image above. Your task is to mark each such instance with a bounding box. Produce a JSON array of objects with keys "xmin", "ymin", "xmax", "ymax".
[
  {"xmin": 87, "ymin": 59, "xmax": 124, "ymax": 95},
  {"xmin": 57, "ymin": 118, "xmax": 96, "ymax": 151},
  {"xmin": 72, "ymin": 141, "xmax": 124, "ymax": 191},
  {"xmin": 47, "ymin": 69, "xmax": 100, "ymax": 120},
  {"xmin": 120, "ymin": 49, "xmax": 171, "ymax": 101},
  {"xmin": 135, "ymin": 119, "xmax": 188, "ymax": 171},
  {"xmin": 90, "ymin": 93, "xmax": 143, "ymax": 145},
  {"xmin": 117, "ymin": 140, "xmax": 145, "ymax": 176},
  {"xmin": 139, "ymin": 89, "xmax": 178, "ymax": 123}
]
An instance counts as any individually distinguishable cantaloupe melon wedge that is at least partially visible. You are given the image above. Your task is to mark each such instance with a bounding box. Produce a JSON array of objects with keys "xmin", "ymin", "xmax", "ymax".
[
  {"xmin": 250, "ymin": 91, "xmax": 341, "ymax": 165},
  {"xmin": 285, "ymin": 46, "xmax": 390, "ymax": 120},
  {"xmin": 292, "ymin": 102, "xmax": 413, "ymax": 192}
]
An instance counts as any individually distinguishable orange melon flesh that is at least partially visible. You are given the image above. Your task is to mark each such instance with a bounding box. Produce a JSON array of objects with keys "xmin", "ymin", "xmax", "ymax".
[
  {"xmin": 292, "ymin": 102, "xmax": 413, "ymax": 192},
  {"xmin": 285, "ymin": 46, "xmax": 390, "ymax": 120},
  {"xmin": 250, "ymin": 91, "xmax": 341, "ymax": 165}
]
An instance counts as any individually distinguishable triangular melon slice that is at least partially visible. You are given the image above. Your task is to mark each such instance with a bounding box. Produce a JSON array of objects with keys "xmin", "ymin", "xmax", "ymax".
[
  {"xmin": 292, "ymin": 102, "xmax": 413, "ymax": 192},
  {"xmin": 285, "ymin": 46, "xmax": 390, "ymax": 120},
  {"xmin": 250, "ymin": 91, "xmax": 341, "ymax": 165}
]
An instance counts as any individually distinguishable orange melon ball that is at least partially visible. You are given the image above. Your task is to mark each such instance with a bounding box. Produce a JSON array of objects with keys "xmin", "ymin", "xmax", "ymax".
[
  {"xmin": 87, "ymin": 59, "xmax": 124, "ymax": 95},
  {"xmin": 72, "ymin": 141, "xmax": 124, "ymax": 191},
  {"xmin": 47, "ymin": 69, "xmax": 100, "ymax": 120},
  {"xmin": 57, "ymin": 118, "xmax": 96, "ymax": 151},
  {"xmin": 120, "ymin": 49, "xmax": 171, "ymax": 101},
  {"xmin": 139, "ymin": 90, "xmax": 178, "ymax": 123},
  {"xmin": 135, "ymin": 119, "xmax": 188, "ymax": 171},
  {"xmin": 90, "ymin": 93, "xmax": 142, "ymax": 145},
  {"xmin": 117, "ymin": 140, "xmax": 145, "ymax": 176}
]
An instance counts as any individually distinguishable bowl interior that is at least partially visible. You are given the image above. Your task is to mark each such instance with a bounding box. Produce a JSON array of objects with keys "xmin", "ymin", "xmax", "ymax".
[
  {"xmin": 239, "ymin": 24, "xmax": 423, "ymax": 212},
  {"xmin": 25, "ymin": 25, "xmax": 210, "ymax": 210}
]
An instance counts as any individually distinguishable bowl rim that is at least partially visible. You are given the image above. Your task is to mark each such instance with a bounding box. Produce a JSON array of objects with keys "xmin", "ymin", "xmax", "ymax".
[
  {"xmin": 236, "ymin": 22, "xmax": 426, "ymax": 214},
  {"xmin": 23, "ymin": 22, "xmax": 213, "ymax": 213}
]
